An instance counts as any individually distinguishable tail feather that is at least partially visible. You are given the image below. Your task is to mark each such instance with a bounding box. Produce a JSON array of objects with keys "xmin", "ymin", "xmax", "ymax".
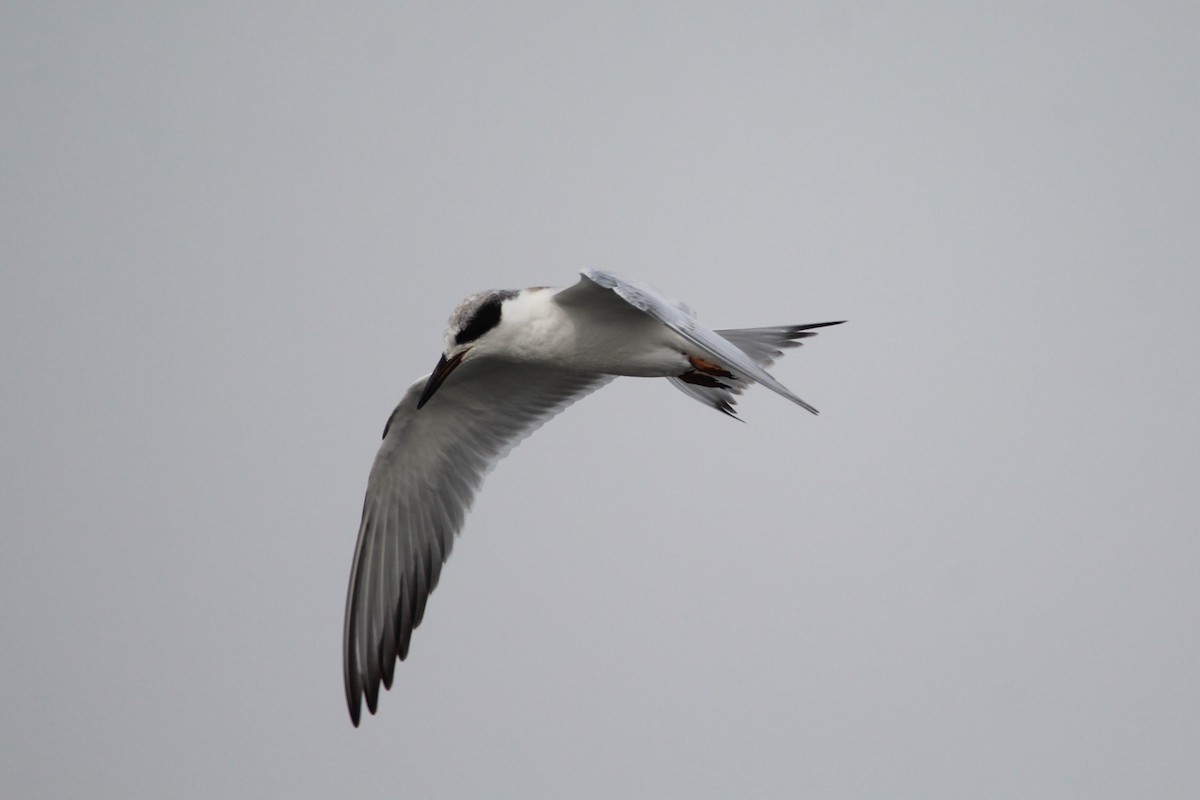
[{"xmin": 667, "ymin": 321, "xmax": 844, "ymax": 418}]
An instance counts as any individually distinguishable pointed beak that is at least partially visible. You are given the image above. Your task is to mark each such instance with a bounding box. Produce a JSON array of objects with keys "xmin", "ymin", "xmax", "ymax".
[{"xmin": 416, "ymin": 350, "xmax": 467, "ymax": 409}]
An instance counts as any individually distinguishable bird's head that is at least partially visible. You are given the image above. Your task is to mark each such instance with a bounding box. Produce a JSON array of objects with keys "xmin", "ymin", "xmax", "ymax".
[{"xmin": 417, "ymin": 289, "xmax": 518, "ymax": 409}]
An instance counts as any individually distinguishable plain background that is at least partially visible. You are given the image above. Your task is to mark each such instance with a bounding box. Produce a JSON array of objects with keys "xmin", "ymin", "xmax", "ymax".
[{"xmin": 3, "ymin": 3, "xmax": 1198, "ymax": 797}]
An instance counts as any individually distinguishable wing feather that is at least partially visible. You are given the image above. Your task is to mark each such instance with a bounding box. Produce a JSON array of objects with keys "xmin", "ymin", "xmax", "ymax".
[{"xmin": 343, "ymin": 357, "xmax": 611, "ymax": 725}]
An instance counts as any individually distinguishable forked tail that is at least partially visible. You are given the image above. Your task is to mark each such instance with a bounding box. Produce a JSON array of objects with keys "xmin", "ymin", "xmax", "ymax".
[{"xmin": 668, "ymin": 321, "xmax": 845, "ymax": 417}]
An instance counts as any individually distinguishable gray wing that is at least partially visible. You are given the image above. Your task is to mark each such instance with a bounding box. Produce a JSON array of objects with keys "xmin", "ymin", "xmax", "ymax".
[
  {"xmin": 344, "ymin": 358, "xmax": 612, "ymax": 725},
  {"xmin": 571, "ymin": 270, "xmax": 830, "ymax": 414}
]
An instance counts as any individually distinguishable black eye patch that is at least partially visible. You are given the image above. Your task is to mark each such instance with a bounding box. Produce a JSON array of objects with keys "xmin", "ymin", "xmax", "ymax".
[{"xmin": 455, "ymin": 298, "xmax": 503, "ymax": 345}]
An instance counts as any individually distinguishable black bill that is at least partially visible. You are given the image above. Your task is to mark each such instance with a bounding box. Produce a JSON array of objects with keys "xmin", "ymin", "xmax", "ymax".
[{"xmin": 416, "ymin": 350, "xmax": 467, "ymax": 409}]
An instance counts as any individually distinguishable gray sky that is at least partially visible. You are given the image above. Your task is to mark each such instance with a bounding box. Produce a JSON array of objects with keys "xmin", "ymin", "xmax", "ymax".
[{"xmin": 3, "ymin": 2, "xmax": 1198, "ymax": 797}]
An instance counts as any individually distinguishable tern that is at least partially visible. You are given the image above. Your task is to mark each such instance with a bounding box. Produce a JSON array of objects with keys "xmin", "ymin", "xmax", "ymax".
[{"xmin": 343, "ymin": 269, "xmax": 842, "ymax": 725}]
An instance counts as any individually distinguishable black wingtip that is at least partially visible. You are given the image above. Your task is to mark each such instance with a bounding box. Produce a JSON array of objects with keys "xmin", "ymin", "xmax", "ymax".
[{"xmin": 346, "ymin": 682, "xmax": 363, "ymax": 727}]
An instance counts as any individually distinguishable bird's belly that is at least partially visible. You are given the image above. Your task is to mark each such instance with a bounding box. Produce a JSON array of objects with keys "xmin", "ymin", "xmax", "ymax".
[
  {"xmin": 565, "ymin": 325, "xmax": 692, "ymax": 377},
  {"xmin": 509, "ymin": 303, "xmax": 692, "ymax": 377}
]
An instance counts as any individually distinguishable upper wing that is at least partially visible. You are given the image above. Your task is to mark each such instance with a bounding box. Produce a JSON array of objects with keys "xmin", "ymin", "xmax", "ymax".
[
  {"xmin": 344, "ymin": 357, "xmax": 612, "ymax": 725},
  {"xmin": 566, "ymin": 270, "xmax": 827, "ymax": 414}
]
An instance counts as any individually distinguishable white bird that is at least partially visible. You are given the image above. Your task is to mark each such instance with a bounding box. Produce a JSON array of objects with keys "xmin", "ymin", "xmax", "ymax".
[{"xmin": 343, "ymin": 270, "xmax": 842, "ymax": 725}]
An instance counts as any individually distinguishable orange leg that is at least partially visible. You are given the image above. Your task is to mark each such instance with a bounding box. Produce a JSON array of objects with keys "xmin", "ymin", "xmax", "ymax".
[{"xmin": 688, "ymin": 355, "xmax": 733, "ymax": 378}]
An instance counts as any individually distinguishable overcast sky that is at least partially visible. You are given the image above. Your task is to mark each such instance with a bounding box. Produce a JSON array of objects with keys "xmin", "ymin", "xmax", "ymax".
[{"xmin": 3, "ymin": 3, "xmax": 1198, "ymax": 798}]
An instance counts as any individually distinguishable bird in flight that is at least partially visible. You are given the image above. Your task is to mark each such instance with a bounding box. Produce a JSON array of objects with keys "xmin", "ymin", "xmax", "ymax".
[{"xmin": 343, "ymin": 269, "xmax": 843, "ymax": 725}]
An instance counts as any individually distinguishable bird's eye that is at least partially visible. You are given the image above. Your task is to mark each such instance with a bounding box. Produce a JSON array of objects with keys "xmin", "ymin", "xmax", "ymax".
[{"xmin": 455, "ymin": 298, "xmax": 503, "ymax": 345}]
